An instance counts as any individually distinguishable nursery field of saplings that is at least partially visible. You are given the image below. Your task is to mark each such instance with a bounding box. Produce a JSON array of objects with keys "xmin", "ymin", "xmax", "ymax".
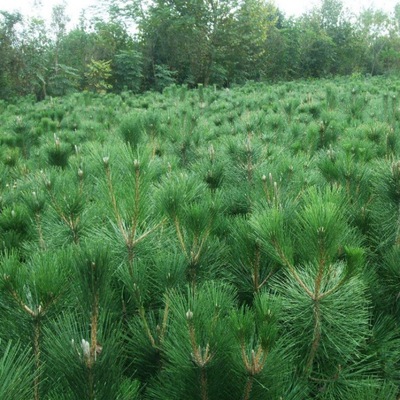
[{"xmin": 1, "ymin": 76, "xmax": 400, "ymax": 400}]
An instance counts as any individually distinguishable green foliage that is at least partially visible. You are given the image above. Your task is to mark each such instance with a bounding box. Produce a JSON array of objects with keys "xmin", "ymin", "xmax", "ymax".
[
  {"xmin": 3, "ymin": 0, "xmax": 400, "ymax": 97},
  {"xmin": 48, "ymin": 64, "xmax": 80, "ymax": 96},
  {"xmin": 114, "ymin": 49, "xmax": 142, "ymax": 92},
  {"xmin": 45, "ymin": 136, "xmax": 72, "ymax": 168},
  {"xmin": 154, "ymin": 64, "xmax": 177, "ymax": 92},
  {"xmin": 1, "ymin": 76, "xmax": 400, "ymax": 399},
  {"xmin": 85, "ymin": 59, "xmax": 113, "ymax": 93},
  {"xmin": 118, "ymin": 114, "xmax": 144, "ymax": 146},
  {"xmin": 0, "ymin": 341, "xmax": 34, "ymax": 399}
]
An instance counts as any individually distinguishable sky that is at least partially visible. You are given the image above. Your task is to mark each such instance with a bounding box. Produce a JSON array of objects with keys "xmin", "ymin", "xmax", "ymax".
[
  {"xmin": 277, "ymin": 0, "xmax": 399, "ymax": 17},
  {"xmin": 0, "ymin": 0, "xmax": 399, "ymax": 29},
  {"xmin": 0, "ymin": 0, "xmax": 98, "ymax": 28}
]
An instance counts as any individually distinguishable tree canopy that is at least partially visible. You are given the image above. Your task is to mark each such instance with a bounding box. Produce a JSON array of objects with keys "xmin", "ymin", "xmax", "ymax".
[{"xmin": 1, "ymin": 0, "xmax": 400, "ymax": 99}]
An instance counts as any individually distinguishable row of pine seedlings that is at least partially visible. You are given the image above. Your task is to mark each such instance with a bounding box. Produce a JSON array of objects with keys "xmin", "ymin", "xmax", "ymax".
[{"xmin": 0, "ymin": 76, "xmax": 400, "ymax": 399}]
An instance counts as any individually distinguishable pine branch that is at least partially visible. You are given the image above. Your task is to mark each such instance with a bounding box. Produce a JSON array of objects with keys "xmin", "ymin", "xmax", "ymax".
[
  {"xmin": 305, "ymin": 298, "xmax": 322, "ymax": 375},
  {"xmin": 130, "ymin": 159, "xmax": 141, "ymax": 239},
  {"xmin": 34, "ymin": 212, "xmax": 46, "ymax": 251},
  {"xmin": 89, "ymin": 292, "xmax": 99, "ymax": 367},
  {"xmin": 33, "ymin": 318, "xmax": 41, "ymax": 400},
  {"xmin": 257, "ymin": 268, "xmax": 277, "ymax": 292},
  {"xmin": 252, "ymin": 245, "xmax": 261, "ymax": 293},
  {"xmin": 186, "ymin": 311, "xmax": 212, "ymax": 400},
  {"xmin": 131, "ymin": 219, "xmax": 166, "ymax": 248},
  {"xmin": 44, "ymin": 182, "xmax": 82, "ymax": 244},
  {"xmin": 159, "ymin": 299, "xmax": 170, "ymax": 344},
  {"xmin": 240, "ymin": 342, "xmax": 268, "ymax": 400},
  {"xmin": 174, "ymin": 216, "xmax": 189, "ymax": 259},
  {"xmin": 104, "ymin": 159, "xmax": 128, "ymax": 243},
  {"xmin": 272, "ymin": 239, "xmax": 314, "ymax": 299},
  {"xmin": 243, "ymin": 376, "xmax": 254, "ymax": 400},
  {"xmin": 318, "ymin": 274, "xmax": 349, "ymax": 300},
  {"xmin": 6, "ymin": 286, "xmax": 44, "ymax": 400},
  {"xmin": 139, "ymin": 305, "xmax": 156, "ymax": 348},
  {"xmin": 6, "ymin": 283, "xmax": 36, "ymax": 317},
  {"xmin": 192, "ymin": 230, "xmax": 210, "ymax": 265}
]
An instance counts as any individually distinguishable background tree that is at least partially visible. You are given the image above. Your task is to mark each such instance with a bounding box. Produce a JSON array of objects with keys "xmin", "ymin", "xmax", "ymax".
[
  {"xmin": 47, "ymin": 2, "xmax": 78, "ymax": 96},
  {"xmin": 85, "ymin": 59, "xmax": 113, "ymax": 93},
  {"xmin": 357, "ymin": 8, "xmax": 392, "ymax": 75},
  {"xmin": 319, "ymin": 0, "xmax": 362, "ymax": 74},
  {"xmin": 17, "ymin": 16, "xmax": 50, "ymax": 99},
  {"xmin": 3, "ymin": 0, "xmax": 400, "ymax": 97},
  {"xmin": 137, "ymin": 0, "xmax": 240, "ymax": 87},
  {"xmin": 227, "ymin": 0, "xmax": 278, "ymax": 83},
  {"xmin": 0, "ymin": 11, "xmax": 23, "ymax": 99},
  {"xmin": 113, "ymin": 48, "xmax": 143, "ymax": 92},
  {"xmin": 58, "ymin": 27, "xmax": 95, "ymax": 90},
  {"xmin": 297, "ymin": 11, "xmax": 337, "ymax": 78}
]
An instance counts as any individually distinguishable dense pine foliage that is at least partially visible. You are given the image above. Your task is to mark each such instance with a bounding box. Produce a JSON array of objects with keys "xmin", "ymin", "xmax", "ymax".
[
  {"xmin": 1, "ymin": 75, "xmax": 400, "ymax": 398},
  {"xmin": 2, "ymin": 0, "xmax": 400, "ymax": 99}
]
